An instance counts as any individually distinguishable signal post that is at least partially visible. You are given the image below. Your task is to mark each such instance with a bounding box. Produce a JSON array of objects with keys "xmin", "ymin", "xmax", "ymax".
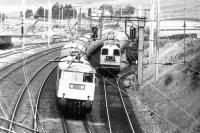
[{"xmin": 137, "ymin": 19, "xmax": 145, "ymax": 86}]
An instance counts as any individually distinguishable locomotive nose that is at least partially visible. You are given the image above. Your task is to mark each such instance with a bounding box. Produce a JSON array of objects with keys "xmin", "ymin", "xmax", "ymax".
[
  {"xmin": 59, "ymin": 98, "xmax": 67, "ymax": 106},
  {"xmin": 84, "ymin": 101, "xmax": 92, "ymax": 112},
  {"xmin": 59, "ymin": 93, "xmax": 67, "ymax": 106}
]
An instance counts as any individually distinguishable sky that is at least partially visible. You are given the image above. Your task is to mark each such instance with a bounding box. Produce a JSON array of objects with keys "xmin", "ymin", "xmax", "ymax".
[
  {"xmin": 0, "ymin": 0, "xmax": 200, "ymax": 15},
  {"xmin": 0, "ymin": 0, "xmax": 149, "ymax": 12}
]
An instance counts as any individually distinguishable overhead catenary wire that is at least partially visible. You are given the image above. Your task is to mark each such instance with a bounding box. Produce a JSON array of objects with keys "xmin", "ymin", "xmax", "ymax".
[
  {"xmin": 20, "ymin": 0, "xmax": 35, "ymax": 119},
  {"xmin": 9, "ymin": 0, "xmax": 39, "ymax": 132},
  {"xmin": 85, "ymin": 22, "xmax": 198, "ymax": 130},
  {"xmin": 5, "ymin": 2, "xmax": 198, "ymax": 132},
  {"xmin": 148, "ymin": 83, "xmax": 199, "ymax": 123},
  {"xmin": 80, "ymin": 11, "xmax": 195, "ymax": 132},
  {"xmin": 161, "ymin": 3, "xmax": 200, "ymax": 13},
  {"xmin": 0, "ymin": 90, "xmax": 12, "ymax": 115},
  {"xmin": 0, "ymin": 91, "xmax": 17, "ymax": 132},
  {"xmin": 183, "ymin": 0, "xmax": 186, "ymax": 64},
  {"xmin": 161, "ymin": 21, "xmax": 200, "ymax": 72},
  {"xmin": 145, "ymin": 19, "xmax": 200, "ymax": 125},
  {"xmin": 49, "ymin": 12, "xmax": 187, "ymax": 132},
  {"xmin": 0, "ymin": 116, "xmax": 40, "ymax": 133},
  {"xmin": 62, "ymin": 23, "xmax": 101, "ymax": 70},
  {"xmin": 0, "ymin": 126, "xmax": 18, "ymax": 133},
  {"xmin": 44, "ymin": 3, "xmax": 200, "ymax": 133}
]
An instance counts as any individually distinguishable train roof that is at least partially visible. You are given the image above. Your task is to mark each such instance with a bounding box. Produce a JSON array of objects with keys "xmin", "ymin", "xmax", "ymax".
[
  {"xmin": 58, "ymin": 56, "xmax": 95, "ymax": 73},
  {"xmin": 103, "ymin": 39, "xmax": 120, "ymax": 48},
  {"xmin": 59, "ymin": 35, "xmax": 92, "ymax": 59},
  {"xmin": 59, "ymin": 42, "xmax": 84, "ymax": 58},
  {"xmin": 102, "ymin": 42, "xmax": 120, "ymax": 49}
]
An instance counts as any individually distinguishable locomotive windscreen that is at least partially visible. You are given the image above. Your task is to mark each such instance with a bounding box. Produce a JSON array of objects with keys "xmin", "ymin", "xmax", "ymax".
[
  {"xmin": 61, "ymin": 71, "xmax": 93, "ymax": 83},
  {"xmin": 83, "ymin": 73, "xmax": 93, "ymax": 83},
  {"xmin": 62, "ymin": 71, "xmax": 83, "ymax": 82}
]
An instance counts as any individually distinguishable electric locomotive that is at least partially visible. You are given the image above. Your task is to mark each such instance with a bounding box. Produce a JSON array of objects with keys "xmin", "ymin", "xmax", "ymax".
[
  {"xmin": 56, "ymin": 42, "xmax": 96, "ymax": 113},
  {"xmin": 100, "ymin": 34, "xmax": 121, "ymax": 73}
]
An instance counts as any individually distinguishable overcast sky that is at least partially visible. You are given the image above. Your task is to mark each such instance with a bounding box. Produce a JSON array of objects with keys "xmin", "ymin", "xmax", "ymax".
[
  {"xmin": 0, "ymin": 0, "xmax": 199, "ymax": 13},
  {"xmin": 0, "ymin": 0, "xmax": 150, "ymax": 13}
]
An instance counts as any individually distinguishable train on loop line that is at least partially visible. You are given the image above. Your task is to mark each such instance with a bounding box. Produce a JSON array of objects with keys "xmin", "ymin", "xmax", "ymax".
[
  {"xmin": 100, "ymin": 32, "xmax": 121, "ymax": 73},
  {"xmin": 56, "ymin": 37, "xmax": 97, "ymax": 114}
]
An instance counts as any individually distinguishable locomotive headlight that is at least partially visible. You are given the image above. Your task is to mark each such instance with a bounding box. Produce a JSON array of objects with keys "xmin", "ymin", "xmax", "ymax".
[
  {"xmin": 69, "ymin": 83, "xmax": 85, "ymax": 90},
  {"xmin": 69, "ymin": 84, "xmax": 74, "ymax": 89},
  {"xmin": 81, "ymin": 85, "xmax": 85, "ymax": 89}
]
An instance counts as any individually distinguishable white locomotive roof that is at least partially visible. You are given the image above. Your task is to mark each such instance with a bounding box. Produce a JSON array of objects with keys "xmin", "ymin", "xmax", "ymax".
[
  {"xmin": 103, "ymin": 39, "xmax": 120, "ymax": 48},
  {"xmin": 59, "ymin": 35, "xmax": 92, "ymax": 58},
  {"xmin": 58, "ymin": 56, "xmax": 95, "ymax": 73},
  {"xmin": 114, "ymin": 31, "xmax": 128, "ymax": 41},
  {"xmin": 60, "ymin": 42, "xmax": 85, "ymax": 58},
  {"xmin": 62, "ymin": 42, "xmax": 83, "ymax": 50},
  {"xmin": 102, "ymin": 43, "xmax": 120, "ymax": 50}
]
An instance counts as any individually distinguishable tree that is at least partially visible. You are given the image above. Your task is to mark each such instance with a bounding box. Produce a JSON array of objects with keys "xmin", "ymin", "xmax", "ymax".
[
  {"xmin": 25, "ymin": 9, "xmax": 33, "ymax": 18},
  {"xmin": 0, "ymin": 12, "xmax": 6, "ymax": 21},
  {"xmin": 125, "ymin": 5, "xmax": 135, "ymax": 15},
  {"xmin": 34, "ymin": 7, "xmax": 44, "ymax": 19},
  {"xmin": 114, "ymin": 6, "xmax": 135, "ymax": 16},
  {"xmin": 99, "ymin": 4, "xmax": 113, "ymax": 16},
  {"xmin": 59, "ymin": 4, "xmax": 63, "ymax": 19},
  {"xmin": 73, "ymin": 8, "xmax": 77, "ymax": 18},
  {"xmin": 52, "ymin": 2, "xmax": 59, "ymax": 19},
  {"xmin": 88, "ymin": 8, "xmax": 91, "ymax": 17},
  {"xmin": 63, "ymin": 4, "xmax": 74, "ymax": 19}
]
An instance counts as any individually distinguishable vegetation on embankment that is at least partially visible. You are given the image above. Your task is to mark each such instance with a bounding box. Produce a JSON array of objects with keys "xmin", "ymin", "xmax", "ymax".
[{"xmin": 141, "ymin": 37, "xmax": 200, "ymax": 133}]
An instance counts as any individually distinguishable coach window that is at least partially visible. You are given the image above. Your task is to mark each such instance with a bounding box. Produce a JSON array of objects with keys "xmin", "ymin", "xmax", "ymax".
[
  {"xmin": 83, "ymin": 73, "xmax": 93, "ymax": 83},
  {"xmin": 114, "ymin": 49, "xmax": 120, "ymax": 56},
  {"xmin": 102, "ymin": 49, "xmax": 108, "ymax": 55}
]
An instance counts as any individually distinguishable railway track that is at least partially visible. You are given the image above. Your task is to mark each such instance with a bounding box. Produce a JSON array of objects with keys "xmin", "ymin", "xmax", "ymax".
[
  {"xmin": 0, "ymin": 40, "xmax": 67, "ymax": 59},
  {"xmin": 33, "ymin": 67, "xmax": 57, "ymax": 133},
  {"xmin": 0, "ymin": 47, "xmax": 61, "ymax": 133},
  {"xmin": 7, "ymin": 58, "xmax": 58, "ymax": 133},
  {"xmin": 103, "ymin": 76, "xmax": 135, "ymax": 133},
  {"xmin": 61, "ymin": 114, "xmax": 92, "ymax": 133},
  {"xmin": 0, "ymin": 42, "xmax": 49, "ymax": 58},
  {"xmin": 0, "ymin": 46, "xmax": 61, "ymax": 78}
]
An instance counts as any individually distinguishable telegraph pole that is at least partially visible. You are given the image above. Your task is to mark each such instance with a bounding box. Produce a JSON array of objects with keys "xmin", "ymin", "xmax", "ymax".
[
  {"xmin": 183, "ymin": 0, "xmax": 186, "ymax": 64},
  {"xmin": 149, "ymin": 0, "xmax": 155, "ymax": 62},
  {"xmin": 138, "ymin": 19, "xmax": 145, "ymax": 85},
  {"xmin": 48, "ymin": 0, "xmax": 52, "ymax": 47},
  {"xmin": 44, "ymin": 7, "xmax": 45, "ymax": 30},
  {"xmin": 155, "ymin": 0, "xmax": 160, "ymax": 83},
  {"xmin": 21, "ymin": 0, "xmax": 25, "ymax": 50},
  {"xmin": 99, "ymin": 8, "xmax": 104, "ymax": 39},
  {"xmin": 61, "ymin": 7, "xmax": 63, "ymax": 29},
  {"xmin": 0, "ymin": 11, "xmax": 2, "ymax": 24},
  {"xmin": 90, "ymin": 8, "xmax": 92, "ymax": 30},
  {"xmin": 120, "ymin": 7, "xmax": 122, "ymax": 26},
  {"xmin": 136, "ymin": 6, "xmax": 146, "ymax": 86},
  {"xmin": 78, "ymin": 7, "xmax": 82, "ymax": 30}
]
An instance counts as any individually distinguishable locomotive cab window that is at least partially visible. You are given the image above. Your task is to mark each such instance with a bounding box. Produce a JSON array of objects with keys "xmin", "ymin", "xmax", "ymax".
[
  {"xmin": 102, "ymin": 48, "xmax": 108, "ymax": 55},
  {"xmin": 83, "ymin": 73, "xmax": 93, "ymax": 83},
  {"xmin": 62, "ymin": 71, "xmax": 83, "ymax": 82},
  {"xmin": 113, "ymin": 49, "xmax": 120, "ymax": 56}
]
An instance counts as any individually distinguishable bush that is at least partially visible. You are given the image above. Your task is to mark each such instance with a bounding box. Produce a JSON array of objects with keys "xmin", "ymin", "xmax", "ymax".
[
  {"xmin": 164, "ymin": 74, "xmax": 173, "ymax": 86},
  {"xmin": 188, "ymin": 55, "xmax": 200, "ymax": 89}
]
